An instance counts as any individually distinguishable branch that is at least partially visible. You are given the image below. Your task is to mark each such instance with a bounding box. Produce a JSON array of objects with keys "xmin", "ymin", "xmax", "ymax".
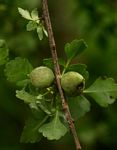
[{"xmin": 42, "ymin": 0, "xmax": 81, "ymax": 149}]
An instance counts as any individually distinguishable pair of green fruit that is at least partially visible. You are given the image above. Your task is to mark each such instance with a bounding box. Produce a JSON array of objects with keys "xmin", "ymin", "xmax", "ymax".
[{"xmin": 30, "ymin": 66, "xmax": 85, "ymax": 95}]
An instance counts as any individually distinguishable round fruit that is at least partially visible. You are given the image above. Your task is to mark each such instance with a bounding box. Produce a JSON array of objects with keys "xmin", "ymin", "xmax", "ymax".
[
  {"xmin": 61, "ymin": 71, "xmax": 85, "ymax": 95},
  {"xmin": 30, "ymin": 66, "xmax": 55, "ymax": 88}
]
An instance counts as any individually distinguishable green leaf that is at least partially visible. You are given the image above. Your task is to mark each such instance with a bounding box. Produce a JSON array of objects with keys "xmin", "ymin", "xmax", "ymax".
[
  {"xmin": 39, "ymin": 111, "xmax": 68, "ymax": 140},
  {"xmin": 4, "ymin": 57, "xmax": 33, "ymax": 85},
  {"xmin": 68, "ymin": 96, "xmax": 91, "ymax": 120},
  {"xmin": 18, "ymin": 7, "xmax": 32, "ymax": 20},
  {"xmin": 65, "ymin": 39, "xmax": 87, "ymax": 61},
  {"xmin": 43, "ymin": 58, "xmax": 54, "ymax": 70},
  {"xmin": 16, "ymin": 90, "xmax": 52, "ymax": 115},
  {"xmin": 0, "ymin": 39, "xmax": 9, "ymax": 65},
  {"xmin": 16, "ymin": 90, "xmax": 36, "ymax": 103},
  {"xmin": 26, "ymin": 21, "xmax": 37, "ymax": 31},
  {"xmin": 31, "ymin": 8, "xmax": 39, "ymax": 21},
  {"xmin": 67, "ymin": 63, "xmax": 89, "ymax": 80},
  {"xmin": 42, "ymin": 26, "xmax": 48, "ymax": 37},
  {"xmin": 31, "ymin": 107, "xmax": 46, "ymax": 120},
  {"xmin": 36, "ymin": 95, "xmax": 52, "ymax": 115},
  {"xmin": 16, "ymin": 79, "xmax": 30, "ymax": 87},
  {"xmin": 84, "ymin": 77, "xmax": 117, "ymax": 107},
  {"xmin": 36, "ymin": 99, "xmax": 52, "ymax": 115},
  {"xmin": 58, "ymin": 58, "xmax": 66, "ymax": 67},
  {"xmin": 37, "ymin": 26, "xmax": 43, "ymax": 40},
  {"xmin": 20, "ymin": 114, "xmax": 47, "ymax": 143}
]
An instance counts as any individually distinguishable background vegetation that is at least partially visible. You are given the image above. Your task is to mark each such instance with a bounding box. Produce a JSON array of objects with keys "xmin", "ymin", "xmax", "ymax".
[{"xmin": 0, "ymin": 0, "xmax": 117, "ymax": 150}]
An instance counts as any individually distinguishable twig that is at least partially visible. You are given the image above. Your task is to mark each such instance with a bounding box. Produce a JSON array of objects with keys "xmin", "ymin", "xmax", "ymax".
[{"xmin": 42, "ymin": 0, "xmax": 81, "ymax": 149}]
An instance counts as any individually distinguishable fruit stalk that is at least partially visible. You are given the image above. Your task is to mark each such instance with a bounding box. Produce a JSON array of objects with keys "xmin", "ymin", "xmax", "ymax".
[{"xmin": 42, "ymin": 0, "xmax": 81, "ymax": 149}]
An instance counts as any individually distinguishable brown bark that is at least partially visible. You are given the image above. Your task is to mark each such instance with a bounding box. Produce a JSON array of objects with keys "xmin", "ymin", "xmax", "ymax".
[{"xmin": 42, "ymin": 1, "xmax": 81, "ymax": 149}]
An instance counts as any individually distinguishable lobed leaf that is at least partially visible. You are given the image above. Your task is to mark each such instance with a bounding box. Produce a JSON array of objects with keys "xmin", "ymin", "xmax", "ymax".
[
  {"xmin": 68, "ymin": 95, "xmax": 91, "ymax": 120},
  {"xmin": 0, "ymin": 39, "xmax": 9, "ymax": 65},
  {"xmin": 20, "ymin": 114, "xmax": 46, "ymax": 143},
  {"xmin": 36, "ymin": 99, "xmax": 52, "ymax": 115},
  {"xmin": 58, "ymin": 58, "xmax": 66, "ymax": 67},
  {"xmin": 39, "ymin": 111, "xmax": 68, "ymax": 140},
  {"xmin": 18, "ymin": 7, "xmax": 32, "ymax": 20},
  {"xmin": 16, "ymin": 79, "xmax": 30, "ymax": 87},
  {"xmin": 42, "ymin": 26, "xmax": 48, "ymax": 37},
  {"xmin": 37, "ymin": 26, "xmax": 43, "ymax": 40},
  {"xmin": 26, "ymin": 21, "xmax": 37, "ymax": 31},
  {"xmin": 65, "ymin": 39, "xmax": 87, "ymax": 61},
  {"xmin": 16, "ymin": 90, "xmax": 36, "ymax": 103},
  {"xmin": 31, "ymin": 8, "xmax": 39, "ymax": 21},
  {"xmin": 4, "ymin": 57, "xmax": 33, "ymax": 85},
  {"xmin": 84, "ymin": 77, "xmax": 117, "ymax": 107}
]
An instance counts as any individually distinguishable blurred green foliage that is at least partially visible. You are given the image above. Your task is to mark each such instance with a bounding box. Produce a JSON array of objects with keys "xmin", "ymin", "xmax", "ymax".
[{"xmin": 0, "ymin": 0, "xmax": 117, "ymax": 150}]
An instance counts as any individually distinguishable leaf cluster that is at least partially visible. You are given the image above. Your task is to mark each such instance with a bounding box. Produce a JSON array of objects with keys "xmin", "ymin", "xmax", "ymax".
[
  {"xmin": 18, "ymin": 7, "xmax": 48, "ymax": 40},
  {"xmin": 0, "ymin": 7, "xmax": 117, "ymax": 144}
]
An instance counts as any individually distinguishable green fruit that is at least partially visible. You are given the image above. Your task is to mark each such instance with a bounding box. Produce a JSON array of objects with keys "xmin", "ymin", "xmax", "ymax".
[
  {"xmin": 30, "ymin": 66, "xmax": 55, "ymax": 88},
  {"xmin": 61, "ymin": 71, "xmax": 85, "ymax": 95}
]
